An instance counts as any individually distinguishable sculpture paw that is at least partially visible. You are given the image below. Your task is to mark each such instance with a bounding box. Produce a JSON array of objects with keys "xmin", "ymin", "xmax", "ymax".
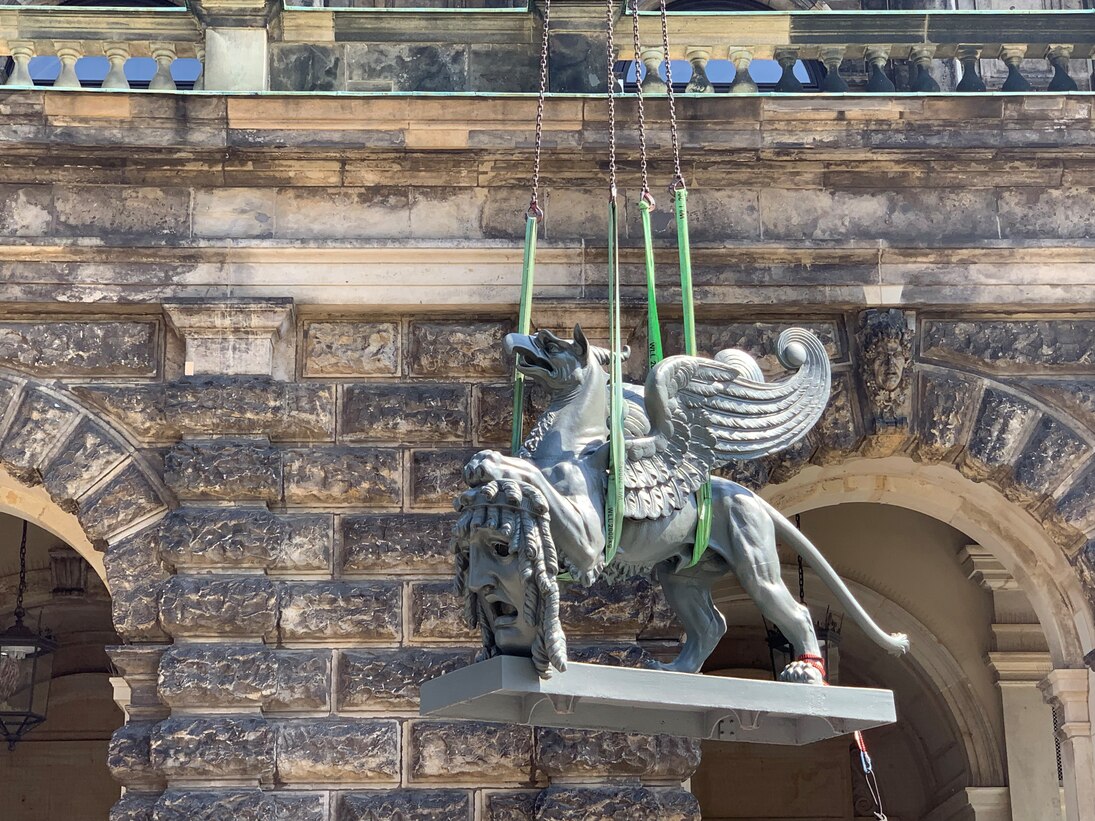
[
  {"xmin": 463, "ymin": 449, "xmax": 507, "ymax": 487},
  {"xmin": 778, "ymin": 660, "xmax": 826, "ymax": 685}
]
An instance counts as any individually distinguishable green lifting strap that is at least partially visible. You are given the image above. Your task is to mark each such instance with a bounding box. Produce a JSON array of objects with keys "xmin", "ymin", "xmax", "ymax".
[
  {"xmin": 639, "ymin": 198, "xmax": 663, "ymax": 370},
  {"xmin": 605, "ymin": 195, "xmax": 626, "ymax": 565},
  {"xmin": 676, "ymin": 187, "xmax": 713, "ymax": 569},
  {"xmin": 510, "ymin": 213, "xmax": 539, "ymax": 456}
]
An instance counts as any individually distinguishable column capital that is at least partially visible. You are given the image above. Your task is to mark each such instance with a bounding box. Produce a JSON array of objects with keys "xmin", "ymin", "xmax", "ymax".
[
  {"xmin": 163, "ymin": 298, "xmax": 295, "ymax": 378},
  {"xmin": 988, "ymin": 651, "xmax": 1054, "ymax": 683},
  {"xmin": 187, "ymin": 0, "xmax": 279, "ymax": 27},
  {"xmin": 1039, "ymin": 668, "xmax": 1091, "ymax": 720}
]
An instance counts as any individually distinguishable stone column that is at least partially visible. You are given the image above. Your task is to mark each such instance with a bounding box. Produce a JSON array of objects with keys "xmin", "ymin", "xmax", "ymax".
[
  {"xmin": 1040, "ymin": 669, "xmax": 1095, "ymax": 821},
  {"xmin": 187, "ymin": 0, "xmax": 274, "ymax": 91}
]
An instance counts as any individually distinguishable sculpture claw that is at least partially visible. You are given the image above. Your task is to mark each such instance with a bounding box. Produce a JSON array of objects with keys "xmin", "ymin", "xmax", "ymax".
[{"xmin": 778, "ymin": 660, "xmax": 826, "ymax": 685}]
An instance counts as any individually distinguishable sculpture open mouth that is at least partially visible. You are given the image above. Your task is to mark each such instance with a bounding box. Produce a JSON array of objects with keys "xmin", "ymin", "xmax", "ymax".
[
  {"xmin": 490, "ymin": 600, "xmax": 519, "ymax": 625},
  {"xmin": 510, "ymin": 341, "xmax": 553, "ymax": 377}
]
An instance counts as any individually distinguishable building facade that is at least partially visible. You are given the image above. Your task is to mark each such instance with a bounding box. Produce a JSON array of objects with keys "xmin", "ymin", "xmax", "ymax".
[{"xmin": 1, "ymin": 1, "xmax": 1094, "ymax": 819}]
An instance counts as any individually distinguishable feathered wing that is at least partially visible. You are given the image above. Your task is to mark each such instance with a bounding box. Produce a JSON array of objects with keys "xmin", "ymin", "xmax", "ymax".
[{"xmin": 623, "ymin": 328, "xmax": 831, "ymax": 520}]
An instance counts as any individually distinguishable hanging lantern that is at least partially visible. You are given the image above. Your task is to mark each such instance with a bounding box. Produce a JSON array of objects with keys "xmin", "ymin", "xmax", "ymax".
[{"xmin": 0, "ymin": 520, "xmax": 57, "ymax": 750}]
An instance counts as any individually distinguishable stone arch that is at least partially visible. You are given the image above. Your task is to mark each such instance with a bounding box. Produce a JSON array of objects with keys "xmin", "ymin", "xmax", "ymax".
[{"xmin": 0, "ymin": 368, "xmax": 174, "ymax": 642}]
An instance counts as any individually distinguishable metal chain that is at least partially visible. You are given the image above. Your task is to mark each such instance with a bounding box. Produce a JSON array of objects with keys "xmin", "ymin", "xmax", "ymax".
[
  {"xmin": 15, "ymin": 519, "xmax": 27, "ymax": 621},
  {"xmin": 658, "ymin": 0, "xmax": 685, "ymax": 190},
  {"xmin": 528, "ymin": 0, "xmax": 551, "ymax": 219},
  {"xmin": 630, "ymin": 0, "xmax": 653, "ymax": 207},
  {"xmin": 605, "ymin": 0, "xmax": 618, "ymax": 199}
]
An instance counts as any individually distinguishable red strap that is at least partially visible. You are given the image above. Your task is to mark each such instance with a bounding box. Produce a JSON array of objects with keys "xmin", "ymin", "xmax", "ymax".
[{"xmin": 796, "ymin": 653, "xmax": 829, "ymax": 684}]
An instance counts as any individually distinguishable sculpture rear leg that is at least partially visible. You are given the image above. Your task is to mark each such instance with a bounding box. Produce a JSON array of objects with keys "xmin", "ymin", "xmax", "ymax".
[{"xmin": 653, "ymin": 560, "xmax": 727, "ymax": 674}]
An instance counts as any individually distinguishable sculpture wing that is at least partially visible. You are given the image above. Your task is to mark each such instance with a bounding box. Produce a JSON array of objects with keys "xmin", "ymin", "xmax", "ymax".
[{"xmin": 623, "ymin": 328, "xmax": 830, "ymax": 520}]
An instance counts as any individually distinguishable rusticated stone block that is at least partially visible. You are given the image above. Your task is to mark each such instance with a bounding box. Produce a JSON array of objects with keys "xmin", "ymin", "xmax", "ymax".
[
  {"xmin": 474, "ymin": 382, "xmax": 548, "ymax": 447},
  {"xmin": 341, "ymin": 513, "xmax": 454, "ymax": 574},
  {"xmin": 570, "ymin": 643, "xmax": 655, "ymax": 669},
  {"xmin": 158, "ymin": 645, "xmax": 274, "ymax": 708},
  {"xmin": 535, "ymin": 729, "xmax": 700, "ymax": 781},
  {"xmin": 158, "ymin": 507, "xmax": 331, "ymax": 572},
  {"xmin": 276, "ymin": 719, "xmax": 399, "ymax": 783},
  {"xmin": 341, "ymin": 383, "xmax": 468, "ymax": 443},
  {"xmin": 486, "ymin": 791, "xmax": 538, "ymax": 821},
  {"xmin": 922, "ymin": 319, "xmax": 1095, "ymax": 374},
  {"xmin": 159, "ymin": 575, "xmax": 276, "ymax": 639},
  {"xmin": 164, "ymin": 440, "xmax": 281, "ymax": 502},
  {"xmin": 338, "ymin": 790, "xmax": 470, "ymax": 821},
  {"xmin": 560, "ymin": 575, "xmax": 656, "ymax": 638},
  {"xmin": 283, "ymin": 447, "xmax": 401, "ymax": 506},
  {"xmin": 1054, "ymin": 467, "xmax": 1095, "ymax": 535},
  {"xmin": 278, "ymin": 581, "xmax": 401, "ymax": 642},
  {"xmin": 536, "ymin": 785, "xmax": 700, "ymax": 821},
  {"xmin": 411, "ymin": 449, "xmax": 477, "ymax": 509},
  {"xmin": 110, "ymin": 792, "xmax": 159, "ymax": 821},
  {"xmin": 810, "ymin": 373, "xmax": 863, "ymax": 464},
  {"xmin": 410, "ymin": 581, "xmax": 477, "ymax": 641},
  {"xmin": 0, "ymin": 320, "xmax": 159, "ymax": 377},
  {"xmin": 1013, "ymin": 416, "xmax": 1088, "ymax": 500},
  {"xmin": 269, "ymin": 650, "xmax": 332, "ymax": 711},
  {"xmin": 961, "ymin": 389, "xmax": 1040, "ymax": 481},
  {"xmin": 914, "ymin": 370, "xmax": 980, "ymax": 462},
  {"xmin": 0, "ymin": 378, "xmax": 18, "ymax": 423},
  {"xmin": 41, "ymin": 420, "xmax": 127, "ymax": 506},
  {"xmin": 79, "ymin": 462, "xmax": 165, "ymax": 545},
  {"xmin": 339, "ymin": 647, "xmax": 476, "ymax": 711},
  {"xmin": 104, "ymin": 529, "xmax": 170, "ymax": 642},
  {"xmin": 152, "ymin": 789, "xmax": 325, "ymax": 821},
  {"xmin": 302, "ymin": 321, "xmax": 399, "ymax": 377},
  {"xmin": 108, "ymin": 720, "xmax": 163, "ymax": 789},
  {"xmin": 150, "ymin": 716, "xmax": 274, "ymax": 781},
  {"xmin": 0, "ymin": 388, "xmax": 80, "ymax": 482},
  {"xmin": 409, "ymin": 720, "xmax": 533, "ymax": 783},
  {"xmin": 409, "ymin": 320, "xmax": 511, "ymax": 378}
]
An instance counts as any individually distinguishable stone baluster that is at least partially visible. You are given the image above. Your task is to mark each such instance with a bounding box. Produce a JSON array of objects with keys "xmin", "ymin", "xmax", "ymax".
[
  {"xmin": 909, "ymin": 45, "xmax": 940, "ymax": 92},
  {"xmin": 819, "ymin": 47, "xmax": 848, "ymax": 93},
  {"xmin": 1046, "ymin": 45, "xmax": 1078, "ymax": 92},
  {"xmin": 103, "ymin": 42, "xmax": 131, "ymax": 90},
  {"xmin": 774, "ymin": 48, "xmax": 803, "ymax": 93},
  {"xmin": 4, "ymin": 41, "xmax": 35, "ymax": 88},
  {"xmin": 639, "ymin": 47, "xmax": 667, "ymax": 94},
  {"xmin": 1000, "ymin": 44, "xmax": 1032, "ymax": 92},
  {"xmin": 149, "ymin": 43, "xmax": 178, "ymax": 91},
  {"xmin": 194, "ymin": 45, "xmax": 206, "ymax": 91},
  {"xmin": 685, "ymin": 48, "xmax": 713, "ymax": 94},
  {"xmin": 53, "ymin": 41, "xmax": 83, "ymax": 89},
  {"xmin": 956, "ymin": 45, "xmax": 986, "ymax": 92},
  {"xmin": 728, "ymin": 47, "xmax": 757, "ymax": 94},
  {"xmin": 865, "ymin": 46, "xmax": 895, "ymax": 92}
]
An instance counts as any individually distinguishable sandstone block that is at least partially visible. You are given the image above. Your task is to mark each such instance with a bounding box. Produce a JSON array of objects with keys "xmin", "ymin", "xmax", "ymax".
[
  {"xmin": 110, "ymin": 792, "xmax": 159, "ymax": 821},
  {"xmin": 269, "ymin": 650, "xmax": 332, "ymax": 711},
  {"xmin": 159, "ymin": 575, "xmax": 276, "ymax": 639},
  {"xmin": 409, "ymin": 320, "xmax": 511, "ymax": 378},
  {"xmin": 535, "ymin": 785, "xmax": 700, "ymax": 821},
  {"xmin": 0, "ymin": 320, "xmax": 159, "ymax": 376},
  {"xmin": 192, "ymin": 188, "xmax": 275, "ymax": 239},
  {"xmin": 41, "ymin": 420, "xmax": 127, "ymax": 506},
  {"xmin": 104, "ymin": 530, "xmax": 170, "ymax": 642},
  {"xmin": 535, "ymin": 728, "xmax": 700, "ymax": 781},
  {"xmin": 108, "ymin": 720, "xmax": 163, "ymax": 789},
  {"xmin": 158, "ymin": 645, "xmax": 275, "ymax": 709},
  {"xmin": 1054, "ymin": 467, "xmax": 1095, "ymax": 535},
  {"xmin": 275, "ymin": 187, "xmax": 410, "ymax": 240},
  {"xmin": 151, "ymin": 789, "xmax": 324, "ymax": 821},
  {"xmin": 811, "ymin": 372, "xmax": 863, "ymax": 464},
  {"xmin": 345, "ymin": 43, "xmax": 468, "ymax": 92},
  {"xmin": 341, "ymin": 513, "xmax": 454, "ymax": 575},
  {"xmin": 961, "ymin": 389, "xmax": 1039, "ymax": 481},
  {"xmin": 276, "ymin": 719, "xmax": 399, "ymax": 784},
  {"xmin": 470, "ymin": 45, "xmax": 537, "ymax": 93},
  {"xmin": 922, "ymin": 319, "xmax": 1095, "ymax": 374},
  {"xmin": 283, "ymin": 447, "xmax": 401, "ymax": 506},
  {"xmin": 270, "ymin": 43, "xmax": 344, "ymax": 93},
  {"xmin": 54, "ymin": 185, "xmax": 190, "ymax": 239},
  {"xmin": 474, "ymin": 382, "xmax": 548, "ymax": 448},
  {"xmin": 302, "ymin": 321, "xmax": 400, "ymax": 377},
  {"xmin": 549, "ymin": 32, "xmax": 608, "ymax": 93},
  {"xmin": 486, "ymin": 791, "xmax": 537, "ymax": 821},
  {"xmin": 341, "ymin": 383, "xmax": 468, "ymax": 443},
  {"xmin": 278, "ymin": 580, "xmax": 401, "ymax": 643},
  {"xmin": 164, "ymin": 440, "xmax": 282, "ymax": 502},
  {"xmin": 0, "ymin": 184, "xmax": 51, "ymax": 236},
  {"xmin": 409, "ymin": 720, "xmax": 533, "ymax": 783},
  {"xmin": 0, "ymin": 388, "xmax": 80, "ymax": 482},
  {"xmin": 913, "ymin": 371, "xmax": 980, "ymax": 462},
  {"xmin": 560, "ymin": 575, "xmax": 656, "ymax": 638},
  {"xmin": 410, "ymin": 581, "xmax": 477, "ymax": 641},
  {"xmin": 150, "ymin": 716, "xmax": 275, "ymax": 781},
  {"xmin": 339, "ymin": 647, "xmax": 476, "ymax": 711},
  {"xmin": 78, "ymin": 462, "xmax": 165, "ymax": 545},
  {"xmin": 338, "ymin": 790, "xmax": 470, "ymax": 821},
  {"xmin": 411, "ymin": 449, "xmax": 477, "ymax": 509},
  {"xmin": 1013, "ymin": 416, "xmax": 1088, "ymax": 500}
]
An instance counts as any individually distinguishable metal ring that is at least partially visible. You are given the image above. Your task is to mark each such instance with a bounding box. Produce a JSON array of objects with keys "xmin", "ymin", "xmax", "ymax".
[{"xmin": 527, "ymin": 202, "xmax": 545, "ymax": 221}]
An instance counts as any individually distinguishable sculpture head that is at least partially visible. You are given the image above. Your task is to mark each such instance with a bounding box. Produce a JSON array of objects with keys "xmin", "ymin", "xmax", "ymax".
[
  {"xmin": 453, "ymin": 479, "xmax": 567, "ymax": 677},
  {"xmin": 503, "ymin": 325, "xmax": 626, "ymax": 395},
  {"xmin": 859, "ymin": 309, "xmax": 913, "ymax": 421}
]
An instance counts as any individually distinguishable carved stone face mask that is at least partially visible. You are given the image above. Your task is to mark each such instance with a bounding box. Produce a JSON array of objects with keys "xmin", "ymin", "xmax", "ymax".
[
  {"xmin": 872, "ymin": 338, "xmax": 906, "ymax": 392},
  {"xmin": 465, "ymin": 527, "xmax": 539, "ymax": 657}
]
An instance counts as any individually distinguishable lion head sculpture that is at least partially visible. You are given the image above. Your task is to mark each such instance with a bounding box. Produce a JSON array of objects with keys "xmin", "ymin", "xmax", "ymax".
[{"xmin": 453, "ymin": 479, "xmax": 568, "ymax": 677}]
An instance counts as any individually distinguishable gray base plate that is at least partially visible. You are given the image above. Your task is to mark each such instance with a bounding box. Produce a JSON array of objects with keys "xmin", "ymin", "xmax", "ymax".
[{"xmin": 420, "ymin": 656, "xmax": 896, "ymax": 744}]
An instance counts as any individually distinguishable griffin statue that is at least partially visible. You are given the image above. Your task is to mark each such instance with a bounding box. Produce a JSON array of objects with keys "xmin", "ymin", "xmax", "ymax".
[{"xmin": 453, "ymin": 326, "xmax": 909, "ymax": 682}]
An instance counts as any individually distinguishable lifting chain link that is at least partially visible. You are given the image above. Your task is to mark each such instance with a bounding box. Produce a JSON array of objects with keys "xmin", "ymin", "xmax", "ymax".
[
  {"xmin": 658, "ymin": 0, "xmax": 685, "ymax": 191},
  {"xmin": 605, "ymin": 0, "xmax": 619, "ymax": 199},
  {"xmin": 15, "ymin": 519, "xmax": 28, "ymax": 621},
  {"xmin": 528, "ymin": 0, "xmax": 551, "ymax": 219},
  {"xmin": 630, "ymin": 0, "xmax": 653, "ymax": 207}
]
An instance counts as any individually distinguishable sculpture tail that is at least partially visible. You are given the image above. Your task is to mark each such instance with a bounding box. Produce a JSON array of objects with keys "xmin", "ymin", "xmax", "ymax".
[{"xmin": 756, "ymin": 496, "xmax": 910, "ymax": 657}]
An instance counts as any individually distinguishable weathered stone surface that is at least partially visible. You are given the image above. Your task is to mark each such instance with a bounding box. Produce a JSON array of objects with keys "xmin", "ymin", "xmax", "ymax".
[
  {"xmin": 158, "ymin": 645, "xmax": 274, "ymax": 709},
  {"xmin": 470, "ymin": 44, "xmax": 537, "ymax": 92},
  {"xmin": 560, "ymin": 575, "xmax": 656, "ymax": 638},
  {"xmin": 278, "ymin": 580, "xmax": 401, "ymax": 642},
  {"xmin": 339, "ymin": 647, "xmax": 476, "ymax": 711},
  {"xmin": 411, "ymin": 448, "xmax": 477, "ymax": 509},
  {"xmin": 663, "ymin": 321, "xmax": 842, "ymax": 373},
  {"xmin": 1013, "ymin": 416, "xmax": 1088, "ymax": 500},
  {"xmin": 108, "ymin": 720, "xmax": 162, "ymax": 789},
  {"xmin": 158, "ymin": 507, "xmax": 332, "ymax": 572},
  {"xmin": 111, "ymin": 792, "xmax": 159, "ymax": 821},
  {"xmin": 922, "ymin": 319, "xmax": 1095, "ymax": 374},
  {"xmin": 549, "ymin": 32, "xmax": 607, "ymax": 93},
  {"xmin": 410, "ymin": 720, "xmax": 532, "ymax": 782},
  {"xmin": 961, "ymin": 389, "xmax": 1040, "ymax": 481},
  {"xmin": 271, "ymin": 44, "xmax": 344, "ymax": 93},
  {"xmin": 0, "ymin": 184, "xmax": 50, "ymax": 236},
  {"xmin": 410, "ymin": 581, "xmax": 478, "ymax": 641},
  {"xmin": 568, "ymin": 643, "xmax": 654, "ymax": 668},
  {"xmin": 914, "ymin": 370, "xmax": 981, "ymax": 462},
  {"xmin": 41, "ymin": 420, "xmax": 127, "ymax": 506},
  {"xmin": 811, "ymin": 373, "xmax": 863, "ymax": 464},
  {"xmin": 283, "ymin": 447, "xmax": 401, "ymax": 506},
  {"xmin": 275, "ymin": 188, "xmax": 410, "ymax": 240},
  {"xmin": 192, "ymin": 188, "xmax": 275, "ymax": 239},
  {"xmin": 302, "ymin": 321, "xmax": 399, "ymax": 377},
  {"xmin": 536, "ymin": 786, "xmax": 700, "ymax": 821},
  {"xmin": 0, "ymin": 388, "xmax": 80, "ymax": 481},
  {"xmin": 150, "ymin": 716, "xmax": 275, "ymax": 781},
  {"xmin": 486, "ymin": 791, "xmax": 538, "ymax": 821},
  {"xmin": 338, "ymin": 790, "xmax": 470, "ymax": 821},
  {"xmin": 345, "ymin": 43, "xmax": 468, "ymax": 92},
  {"xmin": 164, "ymin": 440, "xmax": 282, "ymax": 502},
  {"xmin": 474, "ymin": 382, "xmax": 548, "ymax": 448},
  {"xmin": 276, "ymin": 719, "xmax": 399, "ymax": 783},
  {"xmin": 104, "ymin": 529, "xmax": 170, "ymax": 642},
  {"xmin": 535, "ymin": 729, "xmax": 700, "ymax": 781},
  {"xmin": 152, "ymin": 790, "xmax": 324, "ymax": 821},
  {"xmin": 78, "ymin": 461, "xmax": 165, "ymax": 544},
  {"xmin": 341, "ymin": 513, "xmax": 454, "ymax": 574},
  {"xmin": 1054, "ymin": 466, "xmax": 1095, "ymax": 535},
  {"xmin": 159, "ymin": 575, "xmax": 276, "ymax": 639},
  {"xmin": 341, "ymin": 383, "xmax": 469, "ymax": 443},
  {"xmin": 54, "ymin": 185, "xmax": 190, "ymax": 239},
  {"xmin": 408, "ymin": 320, "xmax": 511, "ymax": 378},
  {"xmin": 0, "ymin": 320, "xmax": 159, "ymax": 376},
  {"xmin": 269, "ymin": 650, "xmax": 332, "ymax": 711}
]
